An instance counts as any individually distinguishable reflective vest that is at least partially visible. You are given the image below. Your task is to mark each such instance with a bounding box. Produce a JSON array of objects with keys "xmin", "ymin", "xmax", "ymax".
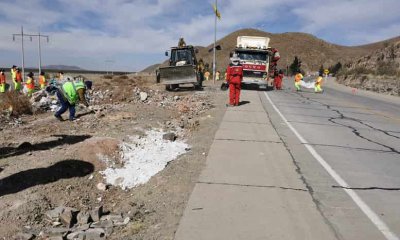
[
  {"xmin": 39, "ymin": 75, "xmax": 46, "ymax": 85},
  {"xmin": 0, "ymin": 74, "xmax": 5, "ymax": 84},
  {"xmin": 11, "ymin": 69, "xmax": 16, "ymax": 80},
  {"xmin": 26, "ymin": 77, "xmax": 35, "ymax": 90},
  {"xmin": 316, "ymin": 76, "xmax": 322, "ymax": 86},
  {"xmin": 295, "ymin": 73, "xmax": 303, "ymax": 82},
  {"xmin": 16, "ymin": 72, "xmax": 22, "ymax": 82},
  {"xmin": 61, "ymin": 81, "xmax": 85, "ymax": 104}
]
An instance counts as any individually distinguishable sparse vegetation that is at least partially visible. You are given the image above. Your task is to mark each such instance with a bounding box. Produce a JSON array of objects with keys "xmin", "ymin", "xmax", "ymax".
[
  {"xmin": 289, "ymin": 56, "xmax": 302, "ymax": 75},
  {"xmin": 0, "ymin": 92, "xmax": 32, "ymax": 117},
  {"xmin": 103, "ymin": 75, "xmax": 113, "ymax": 79}
]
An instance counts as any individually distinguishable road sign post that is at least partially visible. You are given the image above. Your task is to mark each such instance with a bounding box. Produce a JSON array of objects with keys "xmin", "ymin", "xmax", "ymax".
[{"xmin": 324, "ymin": 69, "xmax": 329, "ymax": 83}]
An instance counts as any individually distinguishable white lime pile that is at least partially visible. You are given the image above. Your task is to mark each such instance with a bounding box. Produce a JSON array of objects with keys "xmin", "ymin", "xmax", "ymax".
[{"xmin": 101, "ymin": 130, "xmax": 188, "ymax": 189}]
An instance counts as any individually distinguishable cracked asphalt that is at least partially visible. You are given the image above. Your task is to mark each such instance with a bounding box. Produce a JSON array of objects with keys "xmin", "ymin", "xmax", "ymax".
[
  {"xmin": 261, "ymin": 77, "xmax": 400, "ymax": 239},
  {"xmin": 175, "ymin": 77, "xmax": 399, "ymax": 240}
]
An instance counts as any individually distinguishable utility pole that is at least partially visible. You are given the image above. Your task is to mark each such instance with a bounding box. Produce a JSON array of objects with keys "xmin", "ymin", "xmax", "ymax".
[
  {"xmin": 212, "ymin": 0, "xmax": 217, "ymax": 84},
  {"xmin": 37, "ymin": 28, "xmax": 50, "ymax": 75},
  {"xmin": 12, "ymin": 26, "xmax": 26, "ymax": 81},
  {"xmin": 105, "ymin": 60, "xmax": 115, "ymax": 75},
  {"xmin": 13, "ymin": 26, "xmax": 49, "ymax": 79}
]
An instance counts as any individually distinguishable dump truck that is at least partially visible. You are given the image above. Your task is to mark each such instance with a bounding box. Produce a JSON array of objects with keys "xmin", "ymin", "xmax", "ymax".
[
  {"xmin": 234, "ymin": 36, "xmax": 279, "ymax": 89},
  {"xmin": 156, "ymin": 45, "xmax": 202, "ymax": 91}
]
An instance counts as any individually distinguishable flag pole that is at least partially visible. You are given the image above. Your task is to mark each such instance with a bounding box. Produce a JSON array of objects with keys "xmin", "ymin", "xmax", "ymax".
[{"xmin": 212, "ymin": 0, "xmax": 217, "ymax": 84}]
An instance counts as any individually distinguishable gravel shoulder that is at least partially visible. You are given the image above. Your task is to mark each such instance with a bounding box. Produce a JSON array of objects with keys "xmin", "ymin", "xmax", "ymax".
[{"xmin": 0, "ymin": 75, "xmax": 227, "ymax": 240}]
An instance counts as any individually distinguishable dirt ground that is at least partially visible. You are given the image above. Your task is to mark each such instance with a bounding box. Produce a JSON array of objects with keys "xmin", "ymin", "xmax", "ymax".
[{"xmin": 0, "ymin": 74, "xmax": 227, "ymax": 240}]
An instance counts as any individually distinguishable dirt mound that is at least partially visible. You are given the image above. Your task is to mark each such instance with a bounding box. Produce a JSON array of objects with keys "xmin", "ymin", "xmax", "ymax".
[{"xmin": 75, "ymin": 137, "xmax": 122, "ymax": 170}]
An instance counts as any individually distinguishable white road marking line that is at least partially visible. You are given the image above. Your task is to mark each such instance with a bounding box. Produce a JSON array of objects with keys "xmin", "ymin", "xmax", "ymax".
[{"xmin": 264, "ymin": 92, "xmax": 399, "ymax": 240}]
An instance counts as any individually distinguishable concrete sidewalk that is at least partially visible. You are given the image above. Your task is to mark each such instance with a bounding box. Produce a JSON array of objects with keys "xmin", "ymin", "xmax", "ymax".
[{"xmin": 174, "ymin": 90, "xmax": 337, "ymax": 240}]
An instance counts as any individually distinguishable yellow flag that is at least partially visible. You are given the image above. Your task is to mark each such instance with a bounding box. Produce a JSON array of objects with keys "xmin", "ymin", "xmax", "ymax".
[{"xmin": 212, "ymin": 4, "xmax": 221, "ymax": 20}]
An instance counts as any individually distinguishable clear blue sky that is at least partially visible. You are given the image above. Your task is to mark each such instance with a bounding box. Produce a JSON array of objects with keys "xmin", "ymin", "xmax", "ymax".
[{"xmin": 0, "ymin": 0, "xmax": 399, "ymax": 71}]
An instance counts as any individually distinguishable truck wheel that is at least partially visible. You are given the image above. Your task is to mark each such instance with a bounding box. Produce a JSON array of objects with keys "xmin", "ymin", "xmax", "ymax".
[{"xmin": 165, "ymin": 84, "xmax": 171, "ymax": 91}]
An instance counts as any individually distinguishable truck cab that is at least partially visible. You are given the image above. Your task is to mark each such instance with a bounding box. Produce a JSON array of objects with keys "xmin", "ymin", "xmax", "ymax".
[{"xmin": 234, "ymin": 36, "xmax": 273, "ymax": 89}]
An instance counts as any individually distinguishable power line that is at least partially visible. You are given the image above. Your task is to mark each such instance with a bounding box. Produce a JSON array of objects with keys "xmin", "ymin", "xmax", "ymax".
[{"xmin": 12, "ymin": 26, "xmax": 50, "ymax": 79}]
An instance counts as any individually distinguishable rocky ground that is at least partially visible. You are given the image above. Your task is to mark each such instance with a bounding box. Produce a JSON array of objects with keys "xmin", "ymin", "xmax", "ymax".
[
  {"xmin": 0, "ymin": 74, "xmax": 227, "ymax": 240},
  {"xmin": 336, "ymin": 75, "xmax": 400, "ymax": 96}
]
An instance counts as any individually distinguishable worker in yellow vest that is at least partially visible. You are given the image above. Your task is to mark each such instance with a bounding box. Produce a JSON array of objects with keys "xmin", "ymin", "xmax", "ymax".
[
  {"xmin": 54, "ymin": 80, "xmax": 90, "ymax": 121},
  {"xmin": 0, "ymin": 69, "xmax": 6, "ymax": 93},
  {"xmin": 10, "ymin": 65, "xmax": 17, "ymax": 91},
  {"xmin": 39, "ymin": 71, "xmax": 47, "ymax": 89},
  {"xmin": 15, "ymin": 68, "xmax": 23, "ymax": 91},
  {"xmin": 204, "ymin": 71, "xmax": 210, "ymax": 81},
  {"xmin": 315, "ymin": 75, "xmax": 323, "ymax": 93},
  {"xmin": 215, "ymin": 71, "xmax": 221, "ymax": 81},
  {"xmin": 25, "ymin": 72, "xmax": 35, "ymax": 97},
  {"xmin": 294, "ymin": 71, "xmax": 303, "ymax": 91}
]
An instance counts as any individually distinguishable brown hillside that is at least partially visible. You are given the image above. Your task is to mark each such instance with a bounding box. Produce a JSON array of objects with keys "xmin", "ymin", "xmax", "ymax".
[{"xmin": 196, "ymin": 28, "xmax": 400, "ymax": 73}]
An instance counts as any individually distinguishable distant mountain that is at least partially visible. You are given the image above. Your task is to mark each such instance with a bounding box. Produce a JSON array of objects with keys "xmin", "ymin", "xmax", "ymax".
[
  {"xmin": 42, "ymin": 65, "xmax": 85, "ymax": 71},
  {"xmin": 140, "ymin": 63, "xmax": 161, "ymax": 73},
  {"xmin": 144, "ymin": 28, "xmax": 400, "ymax": 73},
  {"xmin": 196, "ymin": 28, "xmax": 400, "ymax": 72}
]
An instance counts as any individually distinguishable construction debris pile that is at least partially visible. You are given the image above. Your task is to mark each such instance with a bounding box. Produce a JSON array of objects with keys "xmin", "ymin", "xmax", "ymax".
[{"xmin": 15, "ymin": 204, "xmax": 149, "ymax": 240}]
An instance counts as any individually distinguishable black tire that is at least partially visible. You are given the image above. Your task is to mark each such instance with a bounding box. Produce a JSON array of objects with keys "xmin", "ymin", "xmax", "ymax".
[{"xmin": 165, "ymin": 84, "xmax": 171, "ymax": 91}]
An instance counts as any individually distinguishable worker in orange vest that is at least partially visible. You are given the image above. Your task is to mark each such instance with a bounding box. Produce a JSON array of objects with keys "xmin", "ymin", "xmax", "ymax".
[
  {"xmin": 15, "ymin": 68, "xmax": 23, "ymax": 91},
  {"xmin": 26, "ymin": 72, "xmax": 35, "ymax": 97},
  {"xmin": 315, "ymin": 75, "xmax": 323, "ymax": 93},
  {"xmin": 39, "ymin": 71, "xmax": 47, "ymax": 89},
  {"xmin": 274, "ymin": 69, "xmax": 284, "ymax": 90},
  {"xmin": 204, "ymin": 71, "xmax": 210, "ymax": 81},
  {"xmin": 226, "ymin": 55, "xmax": 243, "ymax": 106},
  {"xmin": 294, "ymin": 71, "xmax": 303, "ymax": 91},
  {"xmin": 0, "ymin": 69, "xmax": 6, "ymax": 93}
]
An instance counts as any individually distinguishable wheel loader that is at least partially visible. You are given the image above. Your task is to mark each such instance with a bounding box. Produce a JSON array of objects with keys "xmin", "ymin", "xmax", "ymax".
[{"xmin": 156, "ymin": 45, "xmax": 203, "ymax": 91}]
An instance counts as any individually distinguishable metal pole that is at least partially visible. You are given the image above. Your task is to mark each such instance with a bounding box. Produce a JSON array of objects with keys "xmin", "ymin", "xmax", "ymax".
[
  {"xmin": 21, "ymin": 26, "xmax": 25, "ymax": 82},
  {"xmin": 38, "ymin": 28, "xmax": 42, "ymax": 75},
  {"xmin": 212, "ymin": 0, "xmax": 217, "ymax": 84}
]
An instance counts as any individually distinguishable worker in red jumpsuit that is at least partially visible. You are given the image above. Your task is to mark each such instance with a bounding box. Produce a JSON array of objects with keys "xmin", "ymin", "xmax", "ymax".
[
  {"xmin": 226, "ymin": 55, "xmax": 243, "ymax": 106},
  {"xmin": 274, "ymin": 69, "xmax": 284, "ymax": 90}
]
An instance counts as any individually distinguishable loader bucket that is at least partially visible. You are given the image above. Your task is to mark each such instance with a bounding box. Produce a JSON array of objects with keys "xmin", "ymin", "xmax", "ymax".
[{"xmin": 158, "ymin": 65, "xmax": 198, "ymax": 85}]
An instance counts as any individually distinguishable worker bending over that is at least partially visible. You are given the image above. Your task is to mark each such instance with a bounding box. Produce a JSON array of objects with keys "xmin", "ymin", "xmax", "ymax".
[
  {"xmin": 315, "ymin": 75, "xmax": 324, "ymax": 93},
  {"xmin": 226, "ymin": 55, "xmax": 243, "ymax": 106},
  {"xmin": 54, "ymin": 79, "xmax": 90, "ymax": 121},
  {"xmin": 294, "ymin": 71, "xmax": 303, "ymax": 91}
]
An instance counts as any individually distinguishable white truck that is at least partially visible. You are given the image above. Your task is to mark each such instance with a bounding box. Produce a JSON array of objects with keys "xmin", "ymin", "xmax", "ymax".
[{"xmin": 234, "ymin": 36, "xmax": 276, "ymax": 89}]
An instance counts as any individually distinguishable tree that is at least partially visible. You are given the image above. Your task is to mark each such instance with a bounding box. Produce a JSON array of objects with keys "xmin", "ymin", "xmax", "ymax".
[
  {"xmin": 289, "ymin": 56, "xmax": 302, "ymax": 75},
  {"xmin": 328, "ymin": 62, "xmax": 342, "ymax": 76}
]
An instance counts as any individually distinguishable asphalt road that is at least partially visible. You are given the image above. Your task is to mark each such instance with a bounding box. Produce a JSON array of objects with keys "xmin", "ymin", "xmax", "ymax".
[
  {"xmin": 262, "ymin": 77, "xmax": 400, "ymax": 239},
  {"xmin": 175, "ymin": 78, "xmax": 399, "ymax": 240}
]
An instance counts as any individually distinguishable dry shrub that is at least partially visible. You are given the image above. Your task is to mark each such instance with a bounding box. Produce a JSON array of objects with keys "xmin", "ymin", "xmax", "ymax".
[
  {"xmin": 0, "ymin": 92, "xmax": 32, "ymax": 116},
  {"xmin": 117, "ymin": 75, "xmax": 129, "ymax": 80},
  {"xmin": 103, "ymin": 75, "xmax": 113, "ymax": 79}
]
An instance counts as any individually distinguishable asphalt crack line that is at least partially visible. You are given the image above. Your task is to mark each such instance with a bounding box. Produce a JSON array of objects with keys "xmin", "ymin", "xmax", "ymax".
[
  {"xmin": 294, "ymin": 92, "xmax": 400, "ymax": 154},
  {"xmin": 265, "ymin": 91, "xmax": 399, "ymax": 240},
  {"xmin": 259, "ymin": 92, "xmax": 343, "ymax": 240},
  {"xmin": 197, "ymin": 181, "xmax": 308, "ymax": 191},
  {"xmin": 303, "ymin": 143, "xmax": 397, "ymax": 154},
  {"xmin": 332, "ymin": 186, "xmax": 400, "ymax": 191}
]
